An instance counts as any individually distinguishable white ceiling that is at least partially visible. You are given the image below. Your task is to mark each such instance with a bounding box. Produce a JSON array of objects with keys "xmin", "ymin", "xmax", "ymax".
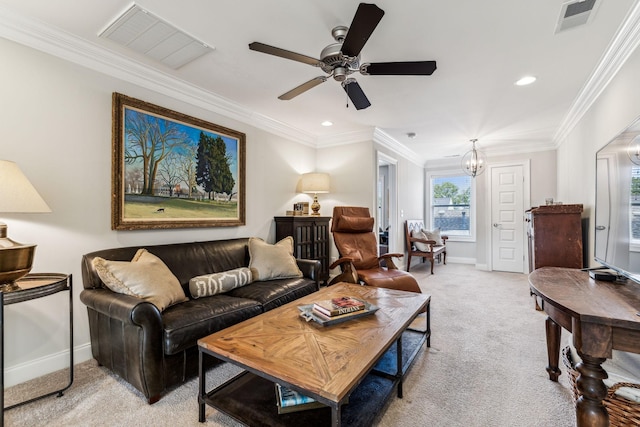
[{"xmin": 1, "ymin": 0, "xmax": 639, "ymax": 163}]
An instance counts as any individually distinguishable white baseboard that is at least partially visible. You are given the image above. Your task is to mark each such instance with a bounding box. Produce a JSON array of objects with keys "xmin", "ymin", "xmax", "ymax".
[
  {"xmin": 4, "ymin": 343, "xmax": 93, "ymax": 387},
  {"xmin": 447, "ymin": 257, "xmax": 476, "ymax": 265}
]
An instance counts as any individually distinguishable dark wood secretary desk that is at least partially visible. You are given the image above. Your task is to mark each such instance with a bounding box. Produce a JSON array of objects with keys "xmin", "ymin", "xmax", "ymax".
[
  {"xmin": 526, "ymin": 204, "xmax": 584, "ymax": 272},
  {"xmin": 274, "ymin": 216, "xmax": 331, "ymax": 285}
]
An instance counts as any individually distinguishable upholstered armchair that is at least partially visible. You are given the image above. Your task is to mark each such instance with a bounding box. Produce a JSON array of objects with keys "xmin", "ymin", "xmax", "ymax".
[{"xmin": 329, "ymin": 206, "xmax": 421, "ymax": 293}]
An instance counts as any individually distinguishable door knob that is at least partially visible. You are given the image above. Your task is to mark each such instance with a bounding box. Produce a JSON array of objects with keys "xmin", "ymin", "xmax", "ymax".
[
  {"xmin": 493, "ymin": 223, "xmax": 501, "ymax": 228},
  {"xmin": 595, "ymin": 226, "xmax": 606, "ymax": 230}
]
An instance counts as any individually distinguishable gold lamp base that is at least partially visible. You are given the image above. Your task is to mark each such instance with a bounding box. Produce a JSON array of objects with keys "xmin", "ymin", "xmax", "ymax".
[
  {"xmin": 0, "ymin": 223, "xmax": 36, "ymax": 291},
  {"xmin": 310, "ymin": 194, "xmax": 321, "ymax": 216}
]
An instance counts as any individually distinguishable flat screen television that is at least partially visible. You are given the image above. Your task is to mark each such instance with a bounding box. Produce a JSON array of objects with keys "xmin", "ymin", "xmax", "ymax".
[{"xmin": 595, "ymin": 116, "xmax": 640, "ymax": 283}]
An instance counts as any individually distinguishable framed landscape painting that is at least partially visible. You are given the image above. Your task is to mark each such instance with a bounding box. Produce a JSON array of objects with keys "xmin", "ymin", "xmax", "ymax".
[{"xmin": 111, "ymin": 93, "xmax": 246, "ymax": 230}]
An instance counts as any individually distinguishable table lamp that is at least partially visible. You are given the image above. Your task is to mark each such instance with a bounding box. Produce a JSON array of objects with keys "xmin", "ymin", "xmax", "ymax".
[
  {"xmin": 0, "ymin": 160, "xmax": 51, "ymax": 291},
  {"xmin": 299, "ymin": 173, "xmax": 330, "ymax": 216}
]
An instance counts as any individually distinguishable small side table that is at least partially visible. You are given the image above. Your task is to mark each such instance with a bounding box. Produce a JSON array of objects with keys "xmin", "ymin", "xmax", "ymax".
[{"xmin": 0, "ymin": 273, "xmax": 73, "ymax": 427}]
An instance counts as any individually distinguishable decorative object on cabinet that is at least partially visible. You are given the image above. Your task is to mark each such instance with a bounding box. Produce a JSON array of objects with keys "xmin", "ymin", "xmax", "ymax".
[
  {"xmin": 0, "ymin": 160, "xmax": 51, "ymax": 291},
  {"xmin": 274, "ymin": 216, "xmax": 330, "ymax": 285},
  {"xmin": 297, "ymin": 172, "xmax": 330, "ymax": 216},
  {"xmin": 1, "ymin": 273, "xmax": 73, "ymax": 426},
  {"xmin": 461, "ymin": 139, "xmax": 486, "ymax": 178},
  {"xmin": 526, "ymin": 204, "xmax": 584, "ymax": 272},
  {"xmin": 111, "ymin": 93, "xmax": 246, "ymax": 230}
]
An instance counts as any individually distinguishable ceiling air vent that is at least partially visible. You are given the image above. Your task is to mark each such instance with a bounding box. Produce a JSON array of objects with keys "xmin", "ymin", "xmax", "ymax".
[
  {"xmin": 555, "ymin": 0, "xmax": 599, "ymax": 33},
  {"xmin": 99, "ymin": 4, "xmax": 213, "ymax": 69}
]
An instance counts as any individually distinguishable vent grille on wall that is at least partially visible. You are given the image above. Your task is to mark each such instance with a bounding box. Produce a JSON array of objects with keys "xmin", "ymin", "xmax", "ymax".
[
  {"xmin": 555, "ymin": 0, "xmax": 599, "ymax": 33},
  {"xmin": 99, "ymin": 4, "xmax": 213, "ymax": 69}
]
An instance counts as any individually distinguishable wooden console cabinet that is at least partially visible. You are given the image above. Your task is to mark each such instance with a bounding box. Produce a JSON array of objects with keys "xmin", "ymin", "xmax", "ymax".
[
  {"xmin": 274, "ymin": 216, "xmax": 331, "ymax": 285},
  {"xmin": 526, "ymin": 204, "xmax": 583, "ymax": 272}
]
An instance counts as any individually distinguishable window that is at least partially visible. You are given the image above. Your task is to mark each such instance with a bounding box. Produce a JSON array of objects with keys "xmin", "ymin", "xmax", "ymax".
[
  {"xmin": 631, "ymin": 166, "xmax": 640, "ymax": 251},
  {"xmin": 427, "ymin": 172, "xmax": 476, "ymax": 241}
]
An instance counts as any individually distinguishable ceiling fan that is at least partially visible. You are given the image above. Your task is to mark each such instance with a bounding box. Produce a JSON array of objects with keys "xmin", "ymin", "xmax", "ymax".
[{"xmin": 248, "ymin": 3, "xmax": 437, "ymax": 110}]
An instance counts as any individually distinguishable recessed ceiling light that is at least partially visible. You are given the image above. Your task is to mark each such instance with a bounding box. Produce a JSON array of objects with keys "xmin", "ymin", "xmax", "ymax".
[
  {"xmin": 321, "ymin": 121, "xmax": 333, "ymax": 127},
  {"xmin": 515, "ymin": 76, "xmax": 537, "ymax": 86}
]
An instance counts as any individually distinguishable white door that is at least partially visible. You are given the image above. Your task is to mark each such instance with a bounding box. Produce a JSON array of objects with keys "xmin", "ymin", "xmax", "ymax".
[{"xmin": 491, "ymin": 165, "xmax": 525, "ymax": 272}]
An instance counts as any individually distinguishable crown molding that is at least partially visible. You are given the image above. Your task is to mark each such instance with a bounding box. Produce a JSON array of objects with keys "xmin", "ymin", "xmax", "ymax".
[
  {"xmin": 0, "ymin": 4, "xmax": 317, "ymax": 146},
  {"xmin": 372, "ymin": 128, "xmax": 424, "ymax": 166},
  {"xmin": 553, "ymin": 1, "xmax": 640, "ymax": 143},
  {"xmin": 315, "ymin": 128, "xmax": 375, "ymax": 147}
]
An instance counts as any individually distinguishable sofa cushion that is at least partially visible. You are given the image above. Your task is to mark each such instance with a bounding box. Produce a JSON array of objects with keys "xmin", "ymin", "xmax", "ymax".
[
  {"xmin": 91, "ymin": 248, "xmax": 188, "ymax": 312},
  {"xmin": 228, "ymin": 276, "xmax": 318, "ymax": 311},
  {"xmin": 248, "ymin": 237, "xmax": 303, "ymax": 281},
  {"xmin": 189, "ymin": 267, "xmax": 253, "ymax": 299},
  {"xmin": 334, "ymin": 215, "xmax": 375, "ymax": 233},
  {"xmin": 161, "ymin": 294, "xmax": 262, "ymax": 355}
]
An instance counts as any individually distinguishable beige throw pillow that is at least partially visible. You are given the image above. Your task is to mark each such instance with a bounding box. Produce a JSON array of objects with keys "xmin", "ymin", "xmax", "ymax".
[
  {"xmin": 92, "ymin": 248, "xmax": 188, "ymax": 312},
  {"xmin": 248, "ymin": 236, "xmax": 303, "ymax": 281},
  {"xmin": 189, "ymin": 267, "xmax": 253, "ymax": 298},
  {"xmin": 424, "ymin": 228, "xmax": 444, "ymax": 246}
]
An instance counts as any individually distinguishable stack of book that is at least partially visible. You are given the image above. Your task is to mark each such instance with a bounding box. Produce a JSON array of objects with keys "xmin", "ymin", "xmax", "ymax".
[
  {"xmin": 312, "ymin": 296, "xmax": 366, "ymax": 321},
  {"xmin": 275, "ymin": 383, "xmax": 324, "ymax": 414}
]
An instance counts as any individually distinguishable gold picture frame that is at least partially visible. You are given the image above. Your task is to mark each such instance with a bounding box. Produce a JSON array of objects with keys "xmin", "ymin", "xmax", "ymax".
[{"xmin": 111, "ymin": 93, "xmax": 246, "ymax": 230}]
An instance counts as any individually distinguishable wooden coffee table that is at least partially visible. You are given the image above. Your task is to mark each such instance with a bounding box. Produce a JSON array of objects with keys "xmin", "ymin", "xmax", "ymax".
[{"xmin": 197, "ymin": 282, "xmax": 430, "ymax": 426}]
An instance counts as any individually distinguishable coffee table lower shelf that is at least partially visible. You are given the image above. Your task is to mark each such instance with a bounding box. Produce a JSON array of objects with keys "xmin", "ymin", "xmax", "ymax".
[{"xmin": 200, "ymin": 329, "xmax": 426, "ymax": 426}]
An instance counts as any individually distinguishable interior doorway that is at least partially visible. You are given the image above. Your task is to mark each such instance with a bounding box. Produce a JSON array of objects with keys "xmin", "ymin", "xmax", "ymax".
[
  {"xmin": 377, "ymin": 152, "xmax": 398, "ymax": 255},
  {"xmin": 488, "ymin": 161, "xmax": 530, "ymax": 273}
]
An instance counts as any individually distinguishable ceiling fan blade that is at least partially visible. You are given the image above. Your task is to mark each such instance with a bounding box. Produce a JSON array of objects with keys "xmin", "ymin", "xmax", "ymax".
[
  {"xmin": 342, "ymin": 79, "xmax": 371, "ymax": 110},
  {"xmin": 341, "ymin": 3, "xmax": 385, "ymax": 58},
  {"xmin": 361, "ymin": 61, "xmax": 437, "ymax": 76},
  {"xmin": 249, "ymin": 42, "xmax": 321, "ymax": 66},
  {"xmin": 278, "ymin": 77, "xmax": 327, "ymax": 100}
]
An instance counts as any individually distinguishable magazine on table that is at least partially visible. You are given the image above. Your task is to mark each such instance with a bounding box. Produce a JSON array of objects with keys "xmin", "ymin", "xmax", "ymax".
[{"xmin": 313, "ymin": 296, "xmax": 366, "ymax": 317}]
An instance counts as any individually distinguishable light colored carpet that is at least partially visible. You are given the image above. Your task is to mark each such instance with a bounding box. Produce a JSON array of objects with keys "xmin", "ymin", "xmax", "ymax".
[{"xmin": 4, "ymin": 263, "xmax": 575, "ymax": 426}]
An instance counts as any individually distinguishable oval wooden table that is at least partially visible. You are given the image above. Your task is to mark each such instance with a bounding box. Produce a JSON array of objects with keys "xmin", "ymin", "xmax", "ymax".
[{"xmin": 529, "ymin": 267, "xmax": 640, "ymax": 427}]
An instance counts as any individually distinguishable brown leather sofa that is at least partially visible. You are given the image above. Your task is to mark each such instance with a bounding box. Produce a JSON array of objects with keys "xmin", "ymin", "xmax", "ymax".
[{"xmin": 80, "ymin": 238, "xmax": 320, "ymax": 404}]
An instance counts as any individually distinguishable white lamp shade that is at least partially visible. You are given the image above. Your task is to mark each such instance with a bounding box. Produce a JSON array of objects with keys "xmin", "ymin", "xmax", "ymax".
[
  {"xmin": 0, "ymin": 160, "xmax": 51, "ymax": 213},
  {"xmin": 298, "ymin": 173, "xmax": 330, "ymax": 194}
]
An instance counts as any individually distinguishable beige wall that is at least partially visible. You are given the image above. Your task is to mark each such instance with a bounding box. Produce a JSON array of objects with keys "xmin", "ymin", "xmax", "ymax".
[
  {"xmin": 557, "ymin": 41, "xmax": 640, "ymax": 267},
  {"xmin": 0, "ymin": 37, "xmax": 317, "ymax": 385},
  {"xmin": 425, "ymin": 149, "xmax": 557, "ymax": 267}
]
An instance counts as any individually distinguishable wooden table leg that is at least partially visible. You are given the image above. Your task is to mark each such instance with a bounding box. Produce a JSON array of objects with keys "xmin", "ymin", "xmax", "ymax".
[
  {"xmin": 545, "ymin": 316, "xmax": 562, "ymax": 381},
  {"xmin": 575, "ymin": 352, "xmax": 608, "ymax": 427}
]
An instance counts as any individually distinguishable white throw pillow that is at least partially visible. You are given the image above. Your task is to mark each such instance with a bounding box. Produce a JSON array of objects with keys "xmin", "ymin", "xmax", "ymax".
[
  {"xmin": 189, "ymin": 267, "xmax": 253, "ymax": 298},
  {"xmin": 248, "ymin": 236, "xmax": 303, "ymax": 281},
  {"xmin": 411, "ymin": 229, "xmax": 431, "ymax": 252},
  {"xmin": 92, "ymin": 248, "xmax": 188, "ymax": 312}
]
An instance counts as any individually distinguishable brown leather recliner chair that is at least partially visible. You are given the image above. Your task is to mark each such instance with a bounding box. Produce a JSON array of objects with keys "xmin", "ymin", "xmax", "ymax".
[{"xmin": 329, "ymin": 206, "xmax": 421, "ymax": 293}]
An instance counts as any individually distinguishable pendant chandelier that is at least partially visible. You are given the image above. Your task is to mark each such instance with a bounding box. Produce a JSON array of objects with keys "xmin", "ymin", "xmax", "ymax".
[{"xmin": 461, "ymin": 139, "xmax": 486, "ymax": 177}]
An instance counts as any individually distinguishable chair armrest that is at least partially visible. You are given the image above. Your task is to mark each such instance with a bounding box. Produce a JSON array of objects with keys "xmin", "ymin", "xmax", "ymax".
[
  {"xmin": 379, "ymin": 253, "xmax": 404, "ymax": 269},
  {"xmin": 328, "ymin": 257, "xmax": 358, "ymax": 286},
  {"xmin": 329, "ymin": 257, "xmax": 355, "ymax": 270}
]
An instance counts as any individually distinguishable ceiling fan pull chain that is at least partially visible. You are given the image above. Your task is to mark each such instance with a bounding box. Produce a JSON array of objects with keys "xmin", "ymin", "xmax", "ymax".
[{"xmin": 345, "ymin": 85, "xmax": 349, "ymax": 108}]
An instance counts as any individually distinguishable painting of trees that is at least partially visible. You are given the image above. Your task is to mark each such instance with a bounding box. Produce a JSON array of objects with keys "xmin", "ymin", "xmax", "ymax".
[
  {"xmin": 196, "ymin": 132, "xmax": 235, "ymax": 201},
  {"xmin": 124, "ymin": 110, "xmax": 188, "ymax": 195},
  {"xmin": 113, "ymin": 93, "xmax": 245, "ymax": 230}
]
